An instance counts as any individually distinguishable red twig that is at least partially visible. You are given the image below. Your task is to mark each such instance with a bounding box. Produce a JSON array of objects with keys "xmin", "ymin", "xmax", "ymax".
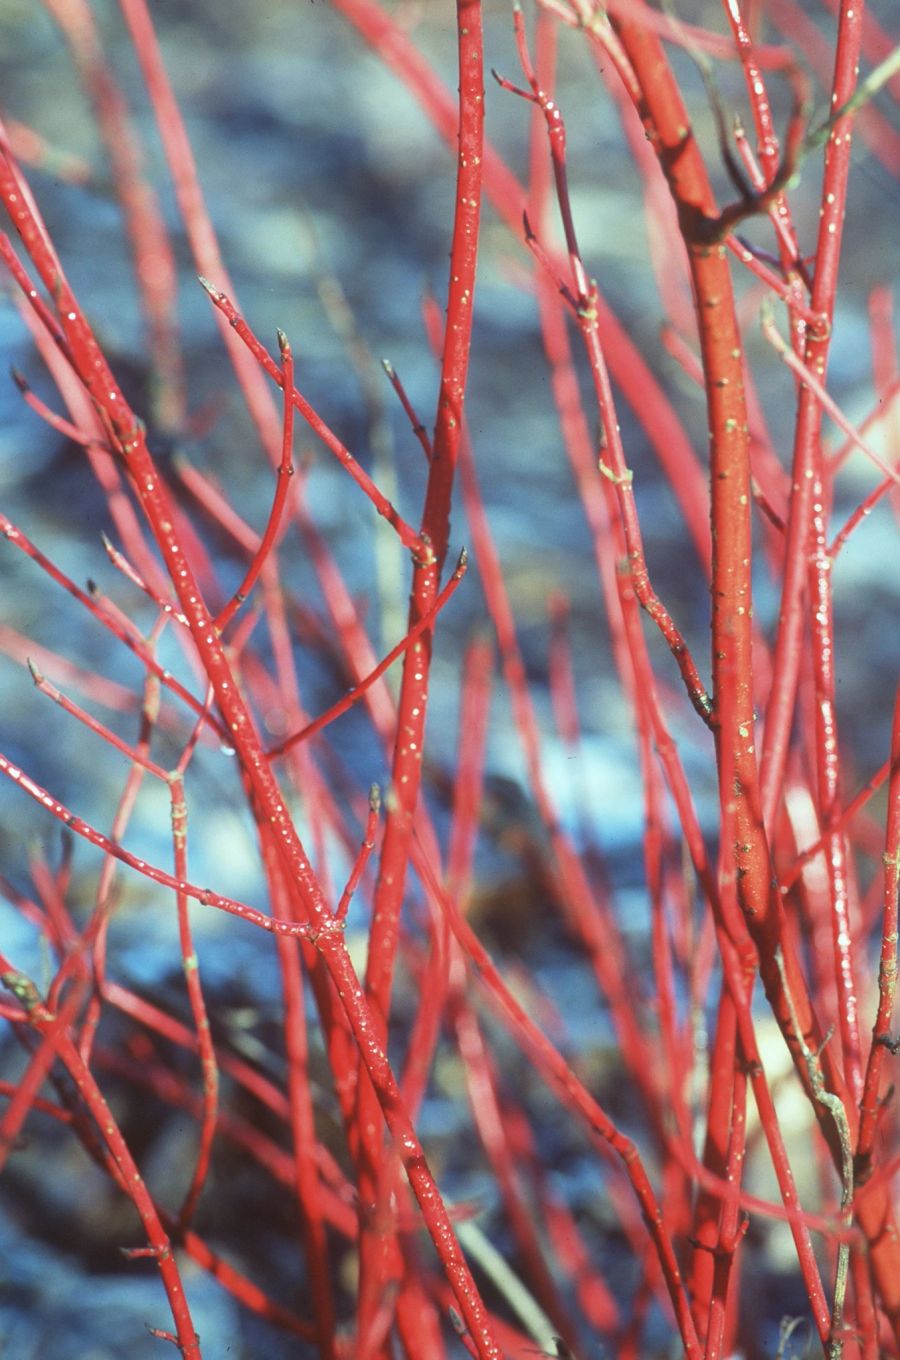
[
  {"xmin": 214, "ymin": 330, "xmax": 297, "ymax": 631},
  {"xmin": 198, "ymin": 278, "xmax": 421, "ymax": 554},
  {"xmin": 267, "ymin": 549, "xmax": 468, "ymax": 759},
  {"xmin": 0, "ymin": 966, "xmax": 202, "ymax": 1357},
  {"xmin": 353, "ymin": 4, "xmax": 486, "ymax": 1345}
]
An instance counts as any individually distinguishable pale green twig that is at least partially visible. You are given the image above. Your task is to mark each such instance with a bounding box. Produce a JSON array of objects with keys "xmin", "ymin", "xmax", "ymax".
[{"xmin": 775, "ymin": 949, "xmax": 853, "ymax": 1359}]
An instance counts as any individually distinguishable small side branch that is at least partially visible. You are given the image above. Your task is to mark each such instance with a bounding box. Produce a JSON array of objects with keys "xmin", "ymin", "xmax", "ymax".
[{"xmin": 198, "ymin": 277, "xmax": 422, "ymax": 554}]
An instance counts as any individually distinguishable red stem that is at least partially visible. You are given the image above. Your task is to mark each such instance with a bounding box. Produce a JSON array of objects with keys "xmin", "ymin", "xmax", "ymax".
[
  {"xmin": 759, "ymin": 0, "xmax": 870, "ymax": 831},
  {"xmin": 0, "ymin": 966, "xmax": 202, "ymax": 1357},
  {"xmin": 353, "ymin": 3, "xmax": 485, "ymax": 1341},
  {"xmin": 214, "ymin": 330, "xmax": 297, "ymax": 632}
]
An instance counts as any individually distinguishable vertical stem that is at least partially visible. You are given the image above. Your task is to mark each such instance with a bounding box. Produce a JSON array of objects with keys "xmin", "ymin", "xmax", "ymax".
[
  {"xmin": 856, "ymin": 683, "xmax": 900, "ymax": 1174},
  {"xmin": 261, "ymin": 830, "xmax": 337, "ymax": 1360},
  {"xmin": 689, "ymin": 985, "xmax": 737, "ymax": 1340},
  {"xmin": 759, "ymin": 0, "xmax": 868, "ymax": 829},
  {"xmin": 170, "ymin": 770, "xmax": 220, "ymax": 1233},
  {"xmin": 365, "ymin": 0, "xmax": 484, "ymax": 1024},
  {"xmin": 808, "ymin": 481, "xmax": 862, "ymax": 1101},
  {"xmin": 354, "ymin": 0, "xmax": 484, "ymax": 1341}
]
